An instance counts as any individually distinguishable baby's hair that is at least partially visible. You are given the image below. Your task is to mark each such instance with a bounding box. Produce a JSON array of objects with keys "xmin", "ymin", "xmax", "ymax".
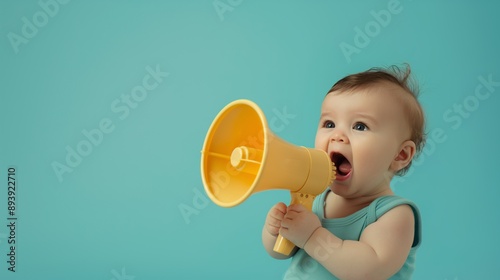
[{"xmin": 327, "ymin": 64, "xmax": 426, "ymax": 176}]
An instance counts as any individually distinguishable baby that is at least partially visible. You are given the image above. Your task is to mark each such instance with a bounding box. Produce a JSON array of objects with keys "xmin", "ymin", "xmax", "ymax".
[{"xmin": 262, "ymin": 65, "xmax": 424, "ymax": 279}]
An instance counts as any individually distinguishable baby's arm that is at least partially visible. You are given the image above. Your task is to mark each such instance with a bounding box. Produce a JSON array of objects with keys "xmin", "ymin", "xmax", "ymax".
[
  {"xmin": 281, "ymin": 204, "xmax": 415, "ymax": 280},
  {"xmin": 262, "ymin": 202, "xmax": 298, "ymax": 259}
]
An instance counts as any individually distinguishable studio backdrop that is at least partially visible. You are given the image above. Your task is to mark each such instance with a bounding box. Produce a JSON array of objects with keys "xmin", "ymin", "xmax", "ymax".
[{"xmin": 1, "ymin": 1, "xmax": 499, "ymax": 279}]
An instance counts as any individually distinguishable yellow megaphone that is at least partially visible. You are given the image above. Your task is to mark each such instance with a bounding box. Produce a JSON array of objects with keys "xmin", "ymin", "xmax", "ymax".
[{"xmin": 200, "ymin": 99, "xmax": 336, "ymax": 255}]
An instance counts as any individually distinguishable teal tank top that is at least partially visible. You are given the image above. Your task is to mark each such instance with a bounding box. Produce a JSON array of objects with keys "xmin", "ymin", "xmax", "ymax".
[{"xmin": 283, "ymin": 191, "xmax": 422, "ymax": 280}]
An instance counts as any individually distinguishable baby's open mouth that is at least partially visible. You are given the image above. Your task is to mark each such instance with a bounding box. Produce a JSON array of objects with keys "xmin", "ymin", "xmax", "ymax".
[{"xmin": 331, "ymin": 152, "xmax": 352, "ymax": 178}]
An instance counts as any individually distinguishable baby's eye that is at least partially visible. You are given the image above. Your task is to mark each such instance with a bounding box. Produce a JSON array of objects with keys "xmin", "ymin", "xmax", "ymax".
[
  {"xmin": 323, "ymin": 120, "xmax": 335, "ymax": 128},
  {"xmin": 353, "ymin": 122, "xmax": 368, "ymax": 131}
]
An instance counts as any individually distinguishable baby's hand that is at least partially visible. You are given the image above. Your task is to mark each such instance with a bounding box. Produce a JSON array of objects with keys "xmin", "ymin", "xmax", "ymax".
[
  {"xmin": 279, "ymin": 204, "xmax": 322, "ymax": 248},
  {"xmin": 264, "ymin": 202, "xmax": 288, "ymax": 237}
]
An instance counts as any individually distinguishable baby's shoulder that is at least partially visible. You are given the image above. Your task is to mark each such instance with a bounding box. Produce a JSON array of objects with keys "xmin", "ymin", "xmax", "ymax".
[{"xmin": 367, "ymin": 195, "xmax": 419, "ymax": 222}]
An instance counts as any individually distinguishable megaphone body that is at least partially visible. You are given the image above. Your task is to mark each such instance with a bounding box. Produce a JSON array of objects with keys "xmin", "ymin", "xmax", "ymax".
[{"xmin": 200, "ymin": 99, "xmax": 336, "ymax": 255}]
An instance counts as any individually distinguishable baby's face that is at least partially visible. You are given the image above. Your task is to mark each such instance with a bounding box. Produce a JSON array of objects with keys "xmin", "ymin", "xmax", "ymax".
[{"xmin": 315, "ymin": 83, "xmax": 411, "ymax": 197}]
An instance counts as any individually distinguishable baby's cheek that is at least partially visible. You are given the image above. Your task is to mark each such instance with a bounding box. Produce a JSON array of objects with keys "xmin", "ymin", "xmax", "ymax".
[
  {"xmin": 314, "ymin": 135, "xmax": 327, "ymax": 150},
  {"xmin": 356, "ymin": 151, "xmax": 385, "ymax": 173}
]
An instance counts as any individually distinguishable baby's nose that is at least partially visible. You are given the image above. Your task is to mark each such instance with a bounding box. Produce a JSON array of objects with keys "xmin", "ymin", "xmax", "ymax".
[{"xmin": 330, "ymin": 132, "xmax": 348, "ymax": 143}]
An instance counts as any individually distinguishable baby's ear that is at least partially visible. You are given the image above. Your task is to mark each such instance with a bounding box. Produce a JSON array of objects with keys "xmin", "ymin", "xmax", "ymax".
[{"xmin": 391, "ymin": 140, "xmax": 416, "ymax": 172}]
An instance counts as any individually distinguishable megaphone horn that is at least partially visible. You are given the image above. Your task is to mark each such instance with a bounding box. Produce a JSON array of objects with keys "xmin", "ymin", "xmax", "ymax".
[{"xmin": 200, "ymin": 99, "xmax": 336, "ymax": 255}]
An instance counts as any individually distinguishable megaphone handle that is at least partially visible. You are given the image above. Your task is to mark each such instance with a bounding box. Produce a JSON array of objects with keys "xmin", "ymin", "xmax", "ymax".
[{"xmin": 273, "ymin": 191, "xmax": 316, "ymax": 255}]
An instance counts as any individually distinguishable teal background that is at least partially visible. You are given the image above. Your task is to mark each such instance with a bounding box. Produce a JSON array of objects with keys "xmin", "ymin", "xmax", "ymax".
[{"xmin": 1, "ymin": 0, "xmax": 499, "ymax": 279}]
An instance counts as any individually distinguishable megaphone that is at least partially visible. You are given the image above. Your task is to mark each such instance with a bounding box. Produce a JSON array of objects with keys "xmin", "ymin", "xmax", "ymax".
[{"xmin": 200, "ymin": 99, "xmax": 336, "ymax": 255}]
